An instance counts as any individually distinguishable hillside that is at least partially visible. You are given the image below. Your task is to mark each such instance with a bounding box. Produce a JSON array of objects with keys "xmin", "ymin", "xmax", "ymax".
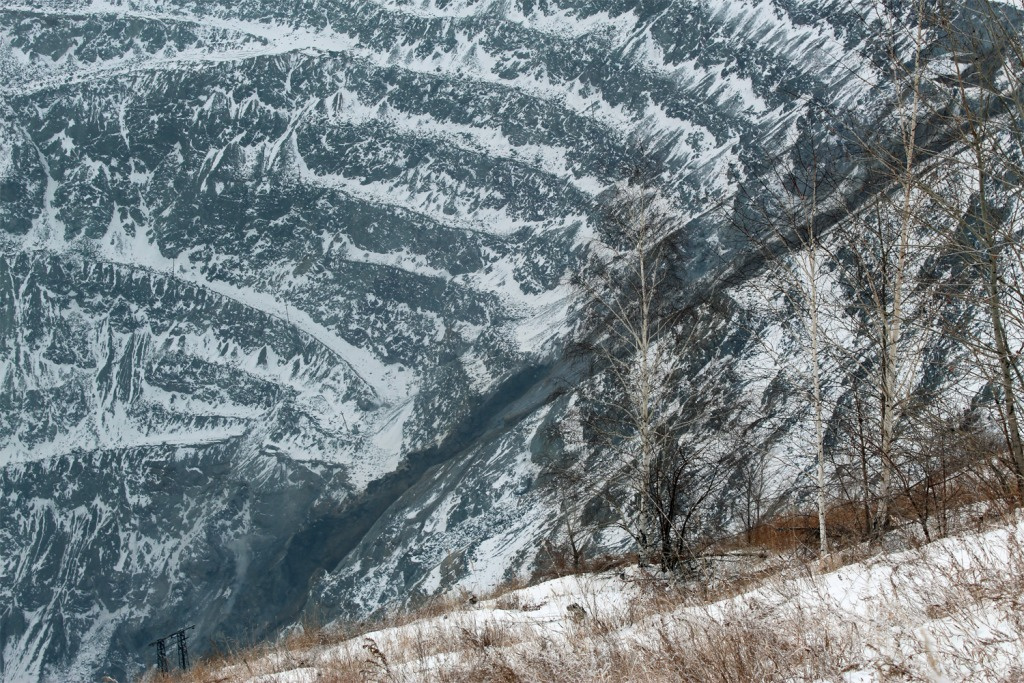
[
  {"xmin": 4, "ymin": 0, "xmax": 1024, "ymax": 680},
  {"xmin": 159, "ymin": 512, "xmax": 1024, "ymax": 682}
]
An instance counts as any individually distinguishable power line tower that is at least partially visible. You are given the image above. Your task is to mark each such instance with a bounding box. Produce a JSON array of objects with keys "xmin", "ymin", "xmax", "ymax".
[
  {"xmin": 150, "ymin": 637, "xmax": 169, "ymax": 674},
  {"xmin": 148, "ymin": 625, "xmax": 195, "ymax": 674},
  {"xmin": 175, "ymin": 626, "xmax": 193, "ymax": 670}
]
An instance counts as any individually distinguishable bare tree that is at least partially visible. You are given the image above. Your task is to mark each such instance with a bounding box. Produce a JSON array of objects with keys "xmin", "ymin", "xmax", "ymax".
[
  {"xmin": 903, "ymin": 0, "xmax": 1024, "ymax": 500},
  {"xmin": 825, "ymin": 0, "xmax": 941, "ymax": 534},
  {"xmin": 553, "ymin": 163, "xmax": 733, "ymax": 574},
  {"xmin": 732, "ymin": 129, "xmax": 850, "ymax": 557}
]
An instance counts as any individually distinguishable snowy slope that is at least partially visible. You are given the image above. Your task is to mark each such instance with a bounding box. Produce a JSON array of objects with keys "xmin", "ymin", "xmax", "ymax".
[{"xmin": 193, "ymin": 516, "xmax": 1024, "ymax": 682}]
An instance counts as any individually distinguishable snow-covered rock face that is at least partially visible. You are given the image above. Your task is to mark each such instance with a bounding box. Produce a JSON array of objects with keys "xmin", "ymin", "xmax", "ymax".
[{"xmin": 0, "ymin": 0, "xmax": 896, "ymax": 679}]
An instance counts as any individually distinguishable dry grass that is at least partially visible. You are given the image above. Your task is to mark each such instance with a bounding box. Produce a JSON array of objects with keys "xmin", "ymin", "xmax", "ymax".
[{"xmin": 341, "ymin": 592, "xmax": 862, "ymax": 683}]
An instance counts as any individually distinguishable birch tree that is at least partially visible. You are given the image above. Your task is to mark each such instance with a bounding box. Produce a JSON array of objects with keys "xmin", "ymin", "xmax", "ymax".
[
  {"xmin": 737, "ymin": 130, "xmax": 842, "ymax": 557},
  {"xmin": 831, "ymin": 0, "xmax": 936, "ymax": 533},
  {"xmin": 560, "ymin": 164, "xmax": 731, "ymax": 573},
  {"xmin": 908, "ymin": 0, "xmax": 1024, "ymax": 499}
]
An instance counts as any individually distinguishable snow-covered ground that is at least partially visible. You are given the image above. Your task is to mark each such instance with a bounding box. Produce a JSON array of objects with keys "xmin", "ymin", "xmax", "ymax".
[{"xmin": 168, "ymin": 515, "xmax": 1024, "ymax": 682}]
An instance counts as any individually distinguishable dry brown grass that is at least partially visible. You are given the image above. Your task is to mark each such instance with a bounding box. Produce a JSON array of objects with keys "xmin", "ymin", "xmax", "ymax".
[
  {"xmin": 530, "ymin": 546, "xmax": 638, "ymax": 584},
  {"xmin": 348, "ymin": 597, "xmax": 861, "ymax": 683},
  {"xmin": 157, "ymin": 574, "xmax": 867, "ymax": 683}
]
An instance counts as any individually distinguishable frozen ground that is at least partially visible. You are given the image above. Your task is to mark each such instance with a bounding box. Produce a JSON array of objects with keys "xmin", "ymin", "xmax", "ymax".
[{"xmin": 169, "ymin": 514, "xmax": 1024, "ymax": 682}]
